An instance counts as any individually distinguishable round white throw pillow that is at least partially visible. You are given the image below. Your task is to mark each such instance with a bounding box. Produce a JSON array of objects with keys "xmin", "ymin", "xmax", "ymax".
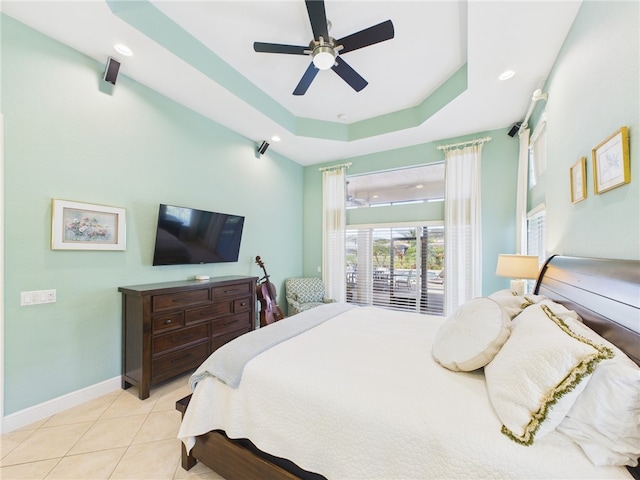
[{"xmin": 432, "ymin": 297, "xmax": 511, "ymax": 371}]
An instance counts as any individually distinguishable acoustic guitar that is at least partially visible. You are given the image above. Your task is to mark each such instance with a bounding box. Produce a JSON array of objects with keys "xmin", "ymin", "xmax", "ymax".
[{"xmin": 255, "ymin": 255, "xmax": 284, "ymax": 327}]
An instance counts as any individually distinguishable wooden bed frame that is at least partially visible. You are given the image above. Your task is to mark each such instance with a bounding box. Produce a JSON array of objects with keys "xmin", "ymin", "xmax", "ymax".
[{"xmin": 176, "ymin": 255, "xmax": 640, "ymax": 480}]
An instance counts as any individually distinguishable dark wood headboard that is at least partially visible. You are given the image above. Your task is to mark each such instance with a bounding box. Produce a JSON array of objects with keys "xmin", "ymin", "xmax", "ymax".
[
  {"xmin": 534, "ymin": 256, "xmax": 640, "ymax": 479},
  {"xmin": 534, "ymin": 255, "xmax": 640, "ymax": 366}
]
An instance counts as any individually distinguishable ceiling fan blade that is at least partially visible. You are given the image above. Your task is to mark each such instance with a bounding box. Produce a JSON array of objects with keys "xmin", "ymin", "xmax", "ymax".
[
  {"xmin": 305, "ymin": 0, "xmax": 329, "ymax": 40},
  {"xmin": 337, "ymin": 20, "xmax": 395, "ymax": 54},
  {"xmin": 253, "ymin": 42, "xmax": 308, "ymax": 55},
  {"xmin": 293, "ymin": 63, "xmax": 320, "ymax": 95},
  {"xmin": 332, "ymin": 56, "xmax": 368, "ymax": 92}
]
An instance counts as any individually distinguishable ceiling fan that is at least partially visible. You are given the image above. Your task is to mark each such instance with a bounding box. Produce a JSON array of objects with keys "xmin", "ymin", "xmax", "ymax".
[
  {"xmin": 253, "ymin": 0, "xmax": 394, "ymax": 95},
  {"xmin": 346, "ymin": 181, "xmax": 369, "ymax": 207}
]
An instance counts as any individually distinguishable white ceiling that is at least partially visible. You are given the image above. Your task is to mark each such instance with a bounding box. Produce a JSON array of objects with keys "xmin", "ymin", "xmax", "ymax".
[{"xmin": 1, "ymin": 0, "xmax": 582, "ymax": 166}]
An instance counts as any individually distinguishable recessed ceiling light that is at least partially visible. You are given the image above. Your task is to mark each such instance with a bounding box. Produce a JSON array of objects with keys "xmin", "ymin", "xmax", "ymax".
[
  {"xmin": 416, "ymin": 184, "xmax": 424, "ymax": 189},
  {"xmin": 498, "ymin": 70, "xmax": 515, "ymax": 81},
  {"xmin": 114, "ymin": 44, "xmax": 133, "ymax": 56},
  {"xmin": 271, "ymin": 135, "xmax": 281, "ymax": 142}
]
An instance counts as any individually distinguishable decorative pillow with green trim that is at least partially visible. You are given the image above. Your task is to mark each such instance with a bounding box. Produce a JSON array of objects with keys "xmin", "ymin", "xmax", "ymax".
[{"xmin": 484, "ymin": 300, "xmax": 613, "ymax": 446}]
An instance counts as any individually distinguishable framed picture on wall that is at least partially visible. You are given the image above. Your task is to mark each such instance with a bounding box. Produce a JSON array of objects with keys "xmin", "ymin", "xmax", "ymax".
[
  {"xmin": 51, "ymin": 199, "xmax": 126, "ymax": 250},
  {"xmin": 592, "ymin": 126, "xmax": 630, "ymax": 194},
  {"xmin": 570, "ymin": 157, "xmax": 587, "ymax": 204}
]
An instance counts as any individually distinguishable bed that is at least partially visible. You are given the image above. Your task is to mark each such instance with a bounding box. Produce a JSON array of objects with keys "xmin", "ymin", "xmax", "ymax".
[{"xmin": 176, "ymin": 255, "xmax": 640, "ymax": 479}]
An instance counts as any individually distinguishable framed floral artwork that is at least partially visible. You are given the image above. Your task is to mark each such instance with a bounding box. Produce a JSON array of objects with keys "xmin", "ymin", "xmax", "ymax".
[
  {"xmin": 592, "ymin": 126, "xmax": 630, "ymax": 194},
  {"xmin": 570, "ymin": 157, "xmax": 587, "ymax": 204},
  {"xmin": 51, "ymin": 199, "xmax": 126, "ymax": 250}
]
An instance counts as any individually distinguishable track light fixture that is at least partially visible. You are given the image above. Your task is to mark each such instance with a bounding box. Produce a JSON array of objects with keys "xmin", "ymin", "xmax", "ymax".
[
  {"xmin": 257, "ymin": 141, "xmax": 269, "ymax": 155},
  {"xmin": 507, "ymin": 122, "xmax": 522, "ymax": 137},
  {"xmin": 103, "ymin": 57, "xmax": 121, "ymax": 85}
]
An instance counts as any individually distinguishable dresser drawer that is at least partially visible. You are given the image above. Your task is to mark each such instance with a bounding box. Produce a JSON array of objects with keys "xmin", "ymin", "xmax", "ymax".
[
  {"xmin": 152, "ymin": 342, "xmax": 209, "ymax": 383},
  {"xmin": 212, "ymin": 311, "xmax": 252, "ymax": 337},
  {"xmin": 152, "ymin": 312, "xmax": 184, "ymax": 333},
  {"xmin": 211, "ymin": 327, "xmax": 250, "ymax": 352},
  {"xmin": 153, "ymin": 323, "xmax": 209, "ymax": 355},
  {"xmin": 233, "ymin": 296, "xmax": 252, "ymax": 313},
  {"xmin": 185, "ymin": 302, "xmax": 231, "ymax": 324},
  {"xmin": 152, "ymin": 289, "xmax": 210, "ymax": 312},
  {"xmin": 212, "ymin": 282, "xmax": 252, "ymax": 298}
]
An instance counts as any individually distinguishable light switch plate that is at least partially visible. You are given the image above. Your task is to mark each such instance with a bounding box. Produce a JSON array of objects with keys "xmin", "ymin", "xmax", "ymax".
[{"xmin": 20, "ymin": 289, "xmax": 56, "ymax": 306}]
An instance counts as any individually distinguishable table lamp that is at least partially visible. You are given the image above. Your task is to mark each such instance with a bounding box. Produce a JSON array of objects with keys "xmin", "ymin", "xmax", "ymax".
[{"xmin": 495, "ymin": 254, "xmax": 539, "ymax": 295}]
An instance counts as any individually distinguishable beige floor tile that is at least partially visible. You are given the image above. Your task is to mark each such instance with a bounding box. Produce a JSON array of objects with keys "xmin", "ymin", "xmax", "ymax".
[
  {"xmin": 0, "ymin": 458, "xmax": 59, "ymax": 480},
  {"xmin": 155, "ymin": 373, "xmax": 192, "ymax": 395},
  {"xmin": 1, "ymin": 429, "xmax": 35, "ymax": 458},
  {"xmin": 13, "ymin": 418, "xmax": 50, "ymax": 431},
  {"xmin": 153, "ymin": 383, "xmax": 192, "ymax": 412},
  {"xmin": 67, "ymin": 414, "xmax": 147, "ymax": 455},
  {"xmin": 1, "ymin": 422, "xmax": 93, "ymax": 467},
  {"xmin": 132, "ymin": 410, "xmax": 181, "ymax": 445},
  {"xmin": 44, "ymin": 447, "xmax": 126, "ymax": 480},
  {"xmin": 109, "ymin": 438, "xmax": 180, "ymax": 480},
  {"xmin": 173, "ymin": 456, "xmax": 223, "ymax": 479},
  {"xmin": 43, "ymin": 395, "xmax": 118, "ymax": 428},
  {"xmin": 100, "ymin": 390, "xmax": 158, "ymax": 419}
]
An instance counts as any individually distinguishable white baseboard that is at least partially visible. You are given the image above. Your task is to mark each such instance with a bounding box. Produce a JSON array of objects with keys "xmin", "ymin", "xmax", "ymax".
[{"xmin": 2, "ymin": 376, "xmax": 121, "ymax": 434}]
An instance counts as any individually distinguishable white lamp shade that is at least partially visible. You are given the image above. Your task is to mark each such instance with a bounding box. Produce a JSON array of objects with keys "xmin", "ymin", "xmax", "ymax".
[{"xmin": 495, "ymin": 254, "xmax": 539, "ymax": 280}]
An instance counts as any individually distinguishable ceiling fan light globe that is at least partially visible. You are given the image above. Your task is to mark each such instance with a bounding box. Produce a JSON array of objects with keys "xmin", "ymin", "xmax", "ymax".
[{"xmin": 312, "ymin": 46, "xmax": 336, "ymax": 70}]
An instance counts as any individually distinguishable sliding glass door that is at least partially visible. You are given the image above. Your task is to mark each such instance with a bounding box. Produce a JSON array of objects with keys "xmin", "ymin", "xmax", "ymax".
[{"xmin": 345, "ymin": 224, "xmax": 444, "ymax": 315}]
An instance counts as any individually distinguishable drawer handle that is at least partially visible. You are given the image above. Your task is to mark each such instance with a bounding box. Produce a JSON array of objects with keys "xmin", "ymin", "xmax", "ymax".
[
  {"xmin": 171, "ymin": 353, "xmax": 193, "ymax": 364},
  {"xmin": 239, "ymin": 302, "xmax": 246, "ymax": 307},
  {"xmin": 165, "ymin": 319, "xmax": 173, "ymax": 325},
  {"xmin": 172, "ymin": 334, "xmax": 195, "ymax": 343}
]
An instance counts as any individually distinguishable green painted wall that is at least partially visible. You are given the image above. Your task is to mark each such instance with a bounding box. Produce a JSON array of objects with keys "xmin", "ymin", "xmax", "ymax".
[
  {"xmin": 529, "ymin": 1, "xmax": 639, "ymax": 260},
  {"xmin": 302, "ymin": 131, "xmax": 520, "ymax": 296},
  {"xmin": 1, "ymin": 15, "xmax": 303, "ymax": 415}
]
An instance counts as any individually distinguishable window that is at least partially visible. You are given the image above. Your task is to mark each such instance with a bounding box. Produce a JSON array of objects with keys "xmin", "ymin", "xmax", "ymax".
[
  {"xmin": 345, "ymin": 223, "xmax": 444, "ymax": 315},
  {"xmin": 346, "ymin": 163, "xmax": 444, "ymax": 208},
  {"xmin": 527, "ymin": 204, "xmax": 546, "ymax": 266}
]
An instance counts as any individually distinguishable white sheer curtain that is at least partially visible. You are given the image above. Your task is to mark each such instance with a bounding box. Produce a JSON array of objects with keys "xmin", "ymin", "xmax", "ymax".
[
  {"xmin": 322, "ymin": 167, "xmax": 347, "ymax": 302},
  {"xmin": 443, "ymin": 144, "xmax": 483, "ymax": 315},
  {"xmin": 516, "ymin": 128, "xmax": 530, "ymax": 254}
]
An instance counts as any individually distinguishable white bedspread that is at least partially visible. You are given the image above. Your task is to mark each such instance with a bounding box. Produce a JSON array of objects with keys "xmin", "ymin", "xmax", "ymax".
[{"xmin": 178, "ymin": 305, "xmax": 632, "ymax": 479}]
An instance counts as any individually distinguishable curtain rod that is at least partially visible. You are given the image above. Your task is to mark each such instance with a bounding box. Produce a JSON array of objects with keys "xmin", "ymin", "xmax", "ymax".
[
  {"xmin": 436, "ymin": 136, "xmax": 492, "ymax": 151},
  {"xmin": 318, "ymin": 162, "xmax": 352, "ymax": 172}
]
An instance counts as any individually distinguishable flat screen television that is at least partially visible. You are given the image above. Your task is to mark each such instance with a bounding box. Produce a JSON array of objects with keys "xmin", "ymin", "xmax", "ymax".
[{"xmin": 152, "ymin": 204, "xmax": 245, "ymax": 266}]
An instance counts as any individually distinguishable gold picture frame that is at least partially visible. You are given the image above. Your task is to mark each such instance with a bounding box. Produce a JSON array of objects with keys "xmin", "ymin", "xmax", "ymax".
[
  {"xmin": 570, "ymin": 157, "xmax": 587, "ymax": 204},
  {"xmin": 51, "ymin": 199, "xmax": 126, "ymax": 250},
  {"xmin": 592, "ymin": 126, "xmax": 630, "ymax": 194}
]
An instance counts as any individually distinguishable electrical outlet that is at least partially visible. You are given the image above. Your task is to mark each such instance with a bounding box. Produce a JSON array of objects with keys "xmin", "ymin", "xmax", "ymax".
[{"xmin": 20, "ymin": 289, "xmax": 56, "ymax": 306}]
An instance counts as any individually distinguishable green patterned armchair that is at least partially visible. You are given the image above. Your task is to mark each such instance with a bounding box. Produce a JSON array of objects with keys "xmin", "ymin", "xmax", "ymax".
[{"xmin": 285, "ymin": 277, "xmax": 334, "ymax": 316}]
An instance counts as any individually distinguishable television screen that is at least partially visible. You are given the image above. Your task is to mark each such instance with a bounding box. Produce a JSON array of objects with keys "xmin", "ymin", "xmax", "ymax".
[{"xmin": 152, "ymin": 204, "xmax": 245, "ymax": 266}]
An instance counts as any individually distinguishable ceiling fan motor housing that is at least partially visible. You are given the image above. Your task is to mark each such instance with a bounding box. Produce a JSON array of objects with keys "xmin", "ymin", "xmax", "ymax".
[{"xmin": 308, "ymin": 37, "xmax": 341, "ymax": 70}]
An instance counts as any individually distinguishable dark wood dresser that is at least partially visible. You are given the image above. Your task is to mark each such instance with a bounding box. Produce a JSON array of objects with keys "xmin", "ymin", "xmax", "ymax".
[{"xmin": 119, "ymin": 276, "xmax": 257, "ymax": 399}]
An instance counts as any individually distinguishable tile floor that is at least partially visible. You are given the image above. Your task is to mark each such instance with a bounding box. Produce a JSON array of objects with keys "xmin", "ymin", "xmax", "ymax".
[{"xmin": 0, "ymin": 373, "xmax": 224, "ymax": 480}]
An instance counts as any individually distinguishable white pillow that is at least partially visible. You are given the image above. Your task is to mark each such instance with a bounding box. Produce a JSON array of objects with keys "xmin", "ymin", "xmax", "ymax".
[
  {"xmin": 484, "ymin": 301, "xmax": 614, "ymax": 445},
  {"xmin": 488, "ymin": 290, "xmax": 546, "ymax": 319},
  {"xmin": 554, "ymin": 311, "xmax": 640, "ymax": 466},
  {"xmin": 432, "ymin": 297, "xmax": 511, "ymax": 372}
]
